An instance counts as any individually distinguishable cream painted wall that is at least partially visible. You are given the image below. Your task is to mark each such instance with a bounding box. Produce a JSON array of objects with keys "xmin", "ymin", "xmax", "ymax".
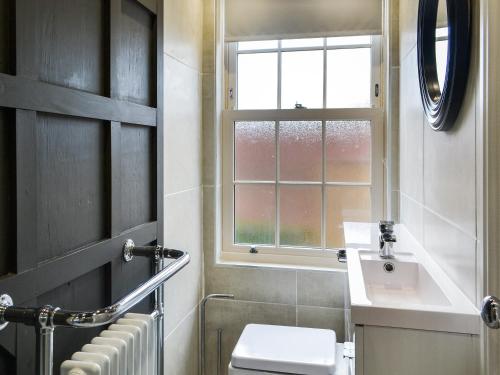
[
  {"xmin": 162, "ymin": 0, "xmax": 204, "ymax": 373},
  {"xmin": 399, "ymin": 0, "xmax": 480, "ymax": 304}
]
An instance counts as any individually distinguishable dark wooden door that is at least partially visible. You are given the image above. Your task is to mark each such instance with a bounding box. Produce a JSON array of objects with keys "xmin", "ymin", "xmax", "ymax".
[{"xmin": 0, "ymin": 0, "xmax": 164, "ymax": 372}]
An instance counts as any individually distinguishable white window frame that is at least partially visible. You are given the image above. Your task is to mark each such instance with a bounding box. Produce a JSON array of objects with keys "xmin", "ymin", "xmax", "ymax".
[
  {"xmin": 226, "ymin": 37, "xmax": 382, "ymax": 110},
  {"xmin": 221, "ymin": 37, "xmax": 385, "ymax": 268}
]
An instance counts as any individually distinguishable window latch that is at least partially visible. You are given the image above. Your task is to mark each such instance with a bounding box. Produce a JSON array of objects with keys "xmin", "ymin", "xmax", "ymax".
[
  {"xmin": 229, "ymin": 88, "xmax": 234, "ymax": 99},
  {"xmin": 249, "ymin": 246, "xmax": 258, "ymax": 254},
  {"xmin": 375, "ymin": 83, "xmax": 379, "ymax": 97}
]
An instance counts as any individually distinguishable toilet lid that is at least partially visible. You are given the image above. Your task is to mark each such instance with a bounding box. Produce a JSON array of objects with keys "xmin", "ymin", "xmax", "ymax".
[{"xmin": 231, "ymin": 324, "xmax": 337, "ymax": 375}]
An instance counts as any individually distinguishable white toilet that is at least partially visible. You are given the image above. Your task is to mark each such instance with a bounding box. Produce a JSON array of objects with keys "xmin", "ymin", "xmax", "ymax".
[{"xmin": 228, "ymin": 324, "xmax": 350, "ymax": 375}]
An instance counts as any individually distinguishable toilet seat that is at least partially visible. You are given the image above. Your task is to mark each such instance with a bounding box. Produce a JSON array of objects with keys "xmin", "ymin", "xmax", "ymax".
[
  {"xmin": 229, "ymin": 343, "xmax": 348, "ymax": 375},
  {"xmin": 229, "ymin": 324, "xmax": 344, "ymax": 375}
]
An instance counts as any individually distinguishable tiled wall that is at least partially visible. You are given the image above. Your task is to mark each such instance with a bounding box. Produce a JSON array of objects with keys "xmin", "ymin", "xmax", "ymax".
[
  {"xmin": 201, "ymin": 1, "xmax": 348, "ymax": 374},
  {"xmin": 388, "ymin": 0, "xmax": 400, "ymax": 222},
  {"xmin": 399, "ymin": 0, "xmax": 480, "ymax": 305},
  {"xmin": 203, "ymin": 269, "xmax": 348, "ymax": 375},
  {"xmin": 162, "ymin": 0, "xmax": 204, "ymax": 373}
]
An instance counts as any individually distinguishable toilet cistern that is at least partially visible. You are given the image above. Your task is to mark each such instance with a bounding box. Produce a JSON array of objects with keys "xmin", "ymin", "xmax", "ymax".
[{"xmin": 378, "ymin": 220, "xmax": 396, "ymax": 259}]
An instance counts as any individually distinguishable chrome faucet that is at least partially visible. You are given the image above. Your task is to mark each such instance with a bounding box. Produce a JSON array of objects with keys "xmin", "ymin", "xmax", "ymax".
[{"xmin": 379, "ymin": 220, "xmax": 396, "ymax": 259}]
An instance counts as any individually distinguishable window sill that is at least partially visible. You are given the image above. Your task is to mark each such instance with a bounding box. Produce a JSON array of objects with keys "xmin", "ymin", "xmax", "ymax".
[{"xmin": 217, "ymin": 251, "xmax": 347, "ymax": 272}]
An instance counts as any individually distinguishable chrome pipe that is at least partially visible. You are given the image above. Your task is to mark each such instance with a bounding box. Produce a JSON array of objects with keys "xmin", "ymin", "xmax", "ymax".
[
  {"xmin": 0, "ymin": 251, "xmax": 190, "ymax": 329},
  {"xmin": 36, "ymin": 305, "xmax": 58, "ymax": 375},
  {"xmin": 199, "ymin": 294, "xmax": 234, "ymax": 375},
  {"xmin": 53, "ymin": 252, "xmax": 189, "ymax": 327},
  {"xmin": 38, "ymin": 326, "xmax": 54, "ymax": 375},
  {"xmin": 155, "ymin": 256, "xmax": 165, "ymax": 375},
  {"xmin": 216, "ymin": 328, "xmax": 223, "ymax": 375}
]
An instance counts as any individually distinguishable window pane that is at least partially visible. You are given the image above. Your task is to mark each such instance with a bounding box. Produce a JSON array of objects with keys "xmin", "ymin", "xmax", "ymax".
[
  {"xmin": 238, "ymin": 40, "xmax": 278, "ymax": 51},
  {"xmin": 280, "ymin": 186, "xmax": 321, "ymax": 247},
  {"xmin": 436, "ymin": 27, "xmax": 448, "ymax": 38},
  {"xmin": 235, "ymin": 121, "xmax": 276, "ymax": 181},
  {"xmin": 235, "ymin": 184, "xmax": 275, "ymax": 245},
  {"xmin": 327, "ymin": 48, "xmax": 371, "ymax": 108},
  {"xmin": 238, "ymin": 53, "xmax": 278, "ymax": 109},
  {"xmin": 279, "ymin": 121, "xmax": 322, "ymax": 181},
  {"xmin": 326, "ymin": 186, "xmax": 371, "ymax": 248},
  {"xmin": 435, "ymin": 39, "xmax": 448, "ymax": 91},
  {"xmin": 281, "ymin": 38, "xmax": 324, "ymax": 48},
  {"xmin": 327, "ymin": 35, "xmax": 371, "ymax": 46},
  {"xmin": 281, "ymin": 50, "xmax": 324, "ymax": 109},
  {"xmin": 326, "ymin": 121, "xmax": 371, "ymax": 183}
]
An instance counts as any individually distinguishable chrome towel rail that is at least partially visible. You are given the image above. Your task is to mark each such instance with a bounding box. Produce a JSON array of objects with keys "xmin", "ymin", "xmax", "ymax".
[{"xmin": 0, "ymin": 239, "xmax": 190, "ymax": 375}]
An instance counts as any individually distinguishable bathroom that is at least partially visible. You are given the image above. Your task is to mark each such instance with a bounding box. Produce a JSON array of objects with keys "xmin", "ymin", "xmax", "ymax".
[{"xmin": 0, "ymin": 0, "xmax": 498, "ymax": 374}]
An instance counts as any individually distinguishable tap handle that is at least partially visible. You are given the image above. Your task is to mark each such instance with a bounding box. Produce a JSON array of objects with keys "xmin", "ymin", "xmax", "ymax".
[
  {"xmin": 381, "ymin": 232, "xmax": 397, "ymax": 242},
  {"xmin": 379, "ymin": 220, "xmax": 395, "ymax": 233}
]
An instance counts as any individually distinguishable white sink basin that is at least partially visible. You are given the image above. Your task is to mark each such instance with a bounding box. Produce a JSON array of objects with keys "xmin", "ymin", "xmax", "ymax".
[
  {"xmin": 359, "ymin": 251, "xmax": 451, "ymax": 307},
  {"xmin": 345, "ymin": 223, "xmax": 480, "ymax": 334}
]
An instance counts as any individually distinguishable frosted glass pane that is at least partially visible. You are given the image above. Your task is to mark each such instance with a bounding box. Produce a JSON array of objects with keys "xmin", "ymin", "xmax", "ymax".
[
  {"xmin": 235, "ymin": 121, "xmax": 276, "ymax": 181},
  {"xmin": 279, "ymin": 121, "xmax": 322, "ymax": 181},
  {"xmin": 280, "ymin": 186, "xmax": 321, "ymax": 247},
  {"xmin": 238, "ymin": 53, "xmax": 278, "ymax": 109},
  {"xmin": 238, "ymin": 40, "xmax": 278, "ymax": 50},
  {"xmin": 327, "ymin": 48, "xmax": 371, "ymax": 108},
  {"xmin": 326, "ymin": 186, "xmax": 371, "ymax": 248},
  {"xmin": 326, "ymin": 121, "xmax": 371, "ymax": 183},
  {"xmin": 281, "ymin": 38, "xmax": 324, "ymax": 48},
  {"xmin": 327, "ymin": 35, "xmax": 371, "ymax": 46},
  {"xmin": 281, "ymin": 50, "xmax": 323, "ymax": 109},
  {"xmin": 235, "ymin": 184, "xmax": 275, "ymax": 245}
]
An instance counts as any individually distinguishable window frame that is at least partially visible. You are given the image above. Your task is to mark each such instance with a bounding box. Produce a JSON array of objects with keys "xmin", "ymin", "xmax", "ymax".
[
  {"xmin": 226, "ymin": 36, "xmax": 382, "ymax": 111},
  {"xmin": 221, "ymin": 36, "xmax": 385, "ymax": 268},
  {"xmin": 221, "ymin": 108, "xmax": 384, "ymax": 267}
]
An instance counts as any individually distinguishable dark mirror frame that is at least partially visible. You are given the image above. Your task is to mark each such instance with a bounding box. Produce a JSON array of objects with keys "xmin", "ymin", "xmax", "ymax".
[{"xmin": 417, "ymin": 0, "xmax": 471, "ymax": 131}]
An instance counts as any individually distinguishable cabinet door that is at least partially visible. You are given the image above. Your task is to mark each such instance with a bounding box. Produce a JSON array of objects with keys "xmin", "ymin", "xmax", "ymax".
[{"xmin": 356, "ymin": 325, "xmax": 479, "ymax": 375}]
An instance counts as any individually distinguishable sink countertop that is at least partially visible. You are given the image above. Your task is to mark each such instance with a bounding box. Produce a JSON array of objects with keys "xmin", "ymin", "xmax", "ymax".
[{"xmin": 344, "ymin": 222, "xmax": 481, "ymax": 335}]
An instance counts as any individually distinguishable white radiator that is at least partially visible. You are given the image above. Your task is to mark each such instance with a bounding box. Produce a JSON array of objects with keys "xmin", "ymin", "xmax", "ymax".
[{"xmin": 60, "ymin": 313, "xmax": 156, "ymax": 375}]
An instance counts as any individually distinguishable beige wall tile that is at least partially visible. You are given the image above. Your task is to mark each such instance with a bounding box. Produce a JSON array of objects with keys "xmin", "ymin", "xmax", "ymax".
[
  {"xmin": 399, "ymin": 0, "xmax": 418, "ymax": 61},
  {"xmin": 392, "ymin": 190, "xmax": 400, "ymax": 222},
  {"xmin": 202, "ymin": 73, "xmax": 216, "ymax": 186},
  {"xmin": 164, "ymin": 306, "xmax": 199, "ymax": 375},
  {"xmin": 297, "ymin": 270, "xmax": 346, "ymax": 308},
  {"xmin": 296, "ymin": 306, "xmax": 345, "ymax": 342},
  {"xmin": 204, "ymin": 299, "xmax": 296, "ymax": 375},
  {"xmin": 391, "ymin": 66, "xmax": 400, "ymax": 192},
  {"xmin": 203, "ymin": 185, "xmax": 215, "ymax": 261},
  {"xmin": 399, "ymin": 47, "xmax": 423, "ymax": 202},
  {"xmin": 423, "ymin": 209, "xmax": 477, "ymax": 303},
  {"xmin": 400, "ymin": 193, "xmax": 423, "ymax": 243},
  {"xmin": 398, "ymin": 0, "xmax": 479, "ymax": 306},
  {"xmin": 206, "ymin": 266, "xmax": 297, "ymax": 305},
  {"xmin": 164, "ymin": 0, "xmax": 203, "ymax": 71},
  {"xmin": 164, "ymin": 54, "xmax": 202, "ymax": 195},
  {"xmin": 422, "ymin": 23, "xmax": 478, "ymax": 238},
  {"xmin": 390, "ymin": 0, "xmax": 400, "ymax": 67},
  {"xmin": 202, "ymin": 0, "xmax": 216, "ymax": 74},
  {"xmin": 164, "ymin": 188, "xmax": 203, "ymax": 335}
]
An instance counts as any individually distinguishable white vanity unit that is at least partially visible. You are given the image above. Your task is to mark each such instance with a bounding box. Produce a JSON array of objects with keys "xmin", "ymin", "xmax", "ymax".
[{"xmin": 344, "ymin": 223, "xmax": 481, "ymax": 375}]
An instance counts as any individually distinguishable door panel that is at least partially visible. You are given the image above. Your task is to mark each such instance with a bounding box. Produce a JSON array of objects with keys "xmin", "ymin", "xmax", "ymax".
[
  {"xmin": 36, "ymin": 0, "xmax": 109, "ymax": 95},
  {"xmin": 0, "ymin": 108, "xmax": 15, "ymax": 277},
  {"xmin": 0, "ymin": 0, "xmax": 163, "ymax": 372},
  {"xmin": 36, "ymin": 114, "xmax": 109, "ymax": 262},
  {"xmin": 0, "ymin": 0, "xmax": 15, "ymax": 75}
]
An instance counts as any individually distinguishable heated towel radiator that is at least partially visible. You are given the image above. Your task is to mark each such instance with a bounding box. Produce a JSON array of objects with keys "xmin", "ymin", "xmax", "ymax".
[{"xmin": 0, "ymin": 240, "xmax": 190, "ymax": 375}]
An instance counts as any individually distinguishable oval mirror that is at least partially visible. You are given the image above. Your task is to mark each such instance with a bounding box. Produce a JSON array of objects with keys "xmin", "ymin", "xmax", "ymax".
[{"xmin": 417, "ymin": 0, "xmax": 471, "ymax": 131}]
